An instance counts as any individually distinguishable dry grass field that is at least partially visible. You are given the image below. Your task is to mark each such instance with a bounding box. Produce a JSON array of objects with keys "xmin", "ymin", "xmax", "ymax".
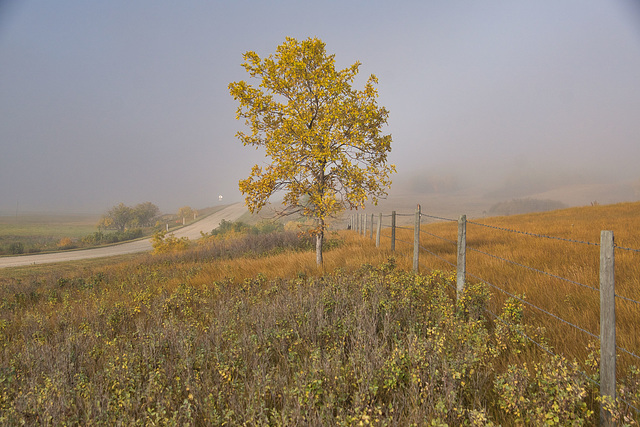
[
  {"xmin": 382, "ymin": 202, "xmax": 640, "ymax": 371},
  {"xmin": 0, "ymin": 202, "xmax": 639, "ymax": 424}
]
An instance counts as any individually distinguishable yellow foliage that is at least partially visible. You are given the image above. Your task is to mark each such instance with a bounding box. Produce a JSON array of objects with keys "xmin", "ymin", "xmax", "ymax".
[
  {"xmin": 151, "ymin": 231, "xmax": 190, "ymax": 254},
  {"xmin": 229, "ymin": 36, "xmax": 395, "ymax": 250},
  {"xmin": 177, "ymin": 206, "xmax": 194, "ymax": 219},
  {"xmin": 57, "ymin": 237, "xmax": 74, "ymax": 249}
]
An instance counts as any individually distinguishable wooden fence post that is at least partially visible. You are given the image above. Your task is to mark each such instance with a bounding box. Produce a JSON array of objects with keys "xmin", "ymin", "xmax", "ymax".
[
  {"xmin": 370, "ymin": 213, "xmax": 374, "ymax": 239},
  {"xmin": 600, "ymin": 230, "xmax": 616, "ymax": 427},
  {"xmin": 364, "ymin": 213, "xmax": 368, "ymax": 237},
  {"xmin": 391, "ymin": 211, "xmax": 396, "ymax": 252},
  {"xmin": 457, "ymin": 214, "xmax": 467, "ymax": 301},
  {"xmin": 376, "ymin": 213, "xmax": 382, "ymax": 248},
  {"xmin": 413, "ymin": 205, "xmax": 421, "ymax": 272}
]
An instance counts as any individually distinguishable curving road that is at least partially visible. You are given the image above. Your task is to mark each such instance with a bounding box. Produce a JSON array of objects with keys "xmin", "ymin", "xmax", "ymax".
[{"xmin": 0, "ymin": 203, "xmax": 247, "ymax": 269}]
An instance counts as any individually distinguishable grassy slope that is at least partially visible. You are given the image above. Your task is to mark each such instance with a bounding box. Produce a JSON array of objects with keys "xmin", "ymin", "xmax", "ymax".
[
  {"xmin": 409, "ymin": 201, "xmax": 640, "ymax": 370},
  {"xmin": 0, "ymin": 202, "xmax": 639, "ymax": 424}
]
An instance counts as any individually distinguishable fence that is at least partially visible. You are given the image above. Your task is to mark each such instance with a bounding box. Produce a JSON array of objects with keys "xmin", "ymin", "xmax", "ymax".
[{"xmin": 348, "ymin": 208, "xmax": 640, "ymax": 426}]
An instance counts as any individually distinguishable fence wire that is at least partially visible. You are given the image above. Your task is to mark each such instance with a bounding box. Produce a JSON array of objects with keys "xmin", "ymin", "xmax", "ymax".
[
  {"xmin": 467, "ymin": 246, "xmax": 599, "ymax": 293},
  {"xmin": 616, "ymin": 244, "xmax": 640, "ymax": 253},
  {"xmin": 395, "ymin": 237, "xmax": 414, "ymax": 246},
  {"xmin": 421, "ymin": 230, "xmax": 457, "ymax": 246},
  {"xmin": 615, "ymin": 293, "xmax": 640, "ymax": 307},
  {"xmin": 617, "ymin": 345, "xmax": 640, "ymax": 365},
  {"xmin": 352, "ymin": 209, "xmax": 640, "ymax": 416},
  {"xmin": 467, "ymin": 271, "xmax": 599, "ymax": 341},
  {"xmin": 468, "ymin": 221, "xmax": 600, "ymax": 246},
  {"xmin": 421, "ymin": 213, "xmax": 457, "ymax": 222},
  {"xmin": 484, "ymin": 307, "xmax": 604, "ymax": 391},
  {"xmin": 419, "ymin": 244, "xmax": 456, "ymax": 269}
]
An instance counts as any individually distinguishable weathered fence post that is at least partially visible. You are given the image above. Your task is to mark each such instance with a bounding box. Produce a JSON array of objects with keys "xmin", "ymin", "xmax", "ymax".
[
  {"xmin": 413, "ymin": 204, "xmax": 421, "ymax": 272},
  {"xmin": 370, "ymin": 213, "xmax": 374, "ymax": 239},
  {"xmin": 600, "ymin": 230, "xmax": 616, "ymax": 427},
  {"xmin": 376, "ymin": 213, "xmax": 382, "ymax": 248},
  {"xmin": 364, "ymin": 213, "xmax": 368, "ymax": 237},
  {"xmin": 391, "ymin": 211, "xmax": 396, "ymax": 252},
  {"xmin": 457, "ymin": 214, "xmax": 467, "ymax": 301}
]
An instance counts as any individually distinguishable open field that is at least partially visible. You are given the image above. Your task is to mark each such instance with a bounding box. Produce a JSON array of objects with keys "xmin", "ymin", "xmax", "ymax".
[
  {"xmin": 0, "ymin": 202, "xmax": 639, "ymax": 424},
  {"xmin": 0, "ymin": 205, "xmax": 231, "ymax": 258},
  {"xmin": 0, "ymin": 213, "xmax": 100, "ymax": 254}
]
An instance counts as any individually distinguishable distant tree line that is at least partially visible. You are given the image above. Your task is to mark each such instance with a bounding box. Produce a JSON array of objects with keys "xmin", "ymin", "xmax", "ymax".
[{"xmin": 97, "ymin": 202, "xmax": 160, "ymax": 232}]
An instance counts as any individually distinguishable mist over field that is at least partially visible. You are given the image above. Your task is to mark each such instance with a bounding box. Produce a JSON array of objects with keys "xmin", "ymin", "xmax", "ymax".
[{"xmin": 1, "ymin": 1, "xmax": 639, "ymax": 215}]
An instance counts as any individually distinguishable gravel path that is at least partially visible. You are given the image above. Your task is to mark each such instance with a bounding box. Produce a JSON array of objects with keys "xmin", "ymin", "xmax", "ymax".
[{"xmin": 0, "ymin": 203, "xmax": 247, "ymax": 269}]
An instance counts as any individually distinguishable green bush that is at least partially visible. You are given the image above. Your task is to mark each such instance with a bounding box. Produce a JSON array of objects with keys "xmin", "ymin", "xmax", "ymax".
[
  {"xmin": 7, "ymin": 242, "xmax": 24, "ymax": 255},
  {"xmin": 81, "ymin": 229, "xmax": 144, "ymax": 246}
]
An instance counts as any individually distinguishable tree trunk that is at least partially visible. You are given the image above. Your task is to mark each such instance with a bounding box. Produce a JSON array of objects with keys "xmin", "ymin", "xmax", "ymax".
[{"xmin": 316, "ymin": 230, "xmax": 323, "ymax": 267}]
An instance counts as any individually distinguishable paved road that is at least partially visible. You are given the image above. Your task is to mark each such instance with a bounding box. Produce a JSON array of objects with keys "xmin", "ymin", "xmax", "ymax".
[{"xmin": 0, "ymin": 203, "xmax": 247, "ymax": 269}]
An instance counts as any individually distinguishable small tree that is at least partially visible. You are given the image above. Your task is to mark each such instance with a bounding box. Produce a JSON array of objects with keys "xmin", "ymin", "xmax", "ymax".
[
  {"xmin": 99, "ymin": 202, "xmax": 160, "ymax": 232},
  {"xmin": 99, "ymin": 203, "xmax": 134, "ymax": 233},
  {"xmin": 177, "ymin": 206, "xmax": 194, "ymax": 221},
  {"xmin": 132, "ymin": 202, "xmax": 160, "ymax": 227},
  {"xmin": 229, "ymin": 37, "xmax": 395, "ymax": 266}
]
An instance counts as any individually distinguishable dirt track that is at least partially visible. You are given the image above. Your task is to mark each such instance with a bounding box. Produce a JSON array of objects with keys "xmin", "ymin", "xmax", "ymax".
[{"xmin": 0, "ymin": 203, "xmax": 247, "ymax": 269}]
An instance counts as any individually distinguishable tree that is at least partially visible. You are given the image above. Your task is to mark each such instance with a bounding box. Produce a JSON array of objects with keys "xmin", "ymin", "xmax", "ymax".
[
  {"xmin": 229, "ymin": 37, "xmax": 395, "ymax": 266},
  {"xmin": 98, "ymin": 202, "xmax": 159, "ymax": 232},
  {"xmin": 132, "ymin": 202, "xmax": 160, "ymax": 227},
  {"xmin": 99, "ymin": 203, "xmax": 134, "ymax": 233},
  {"xmin": 177, "ymin": 206, "xmax": 194, "ymax": 220}
]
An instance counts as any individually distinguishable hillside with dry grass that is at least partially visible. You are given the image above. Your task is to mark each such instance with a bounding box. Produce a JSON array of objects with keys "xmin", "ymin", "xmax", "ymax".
[{"xmin": 0, "ymin": 203, "xmax": 639, "ymax": 424}]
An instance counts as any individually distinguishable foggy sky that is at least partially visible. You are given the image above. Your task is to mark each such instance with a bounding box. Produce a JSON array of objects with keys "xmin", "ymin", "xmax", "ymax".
[{"xmin": 1, "ymin": 0, "xmax": 639, "ymax": 214}]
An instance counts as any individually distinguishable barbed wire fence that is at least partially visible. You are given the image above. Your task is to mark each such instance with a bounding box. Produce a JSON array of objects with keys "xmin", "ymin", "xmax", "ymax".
[{"xmin": 347, "ymin": 207, "xmax": 640, "ymax": 424}]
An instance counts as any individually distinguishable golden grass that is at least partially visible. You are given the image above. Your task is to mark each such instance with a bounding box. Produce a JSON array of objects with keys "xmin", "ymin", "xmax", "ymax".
[
  {"xmin": 2, "ymin": 201, "xmax": 637, "ymax": 374},
  {"xmin": 383, "ymin": 201, "xmax": 640, "ymax": 373},
  {"xmin": 1, "ymin": 204, "xmax": 639, "ymax": 423}
]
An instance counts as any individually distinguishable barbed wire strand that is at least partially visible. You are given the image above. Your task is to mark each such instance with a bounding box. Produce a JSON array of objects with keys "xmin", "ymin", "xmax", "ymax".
[
  {"xmin": 467, "ymin": 271, "xmax": 599, "ymax": 340},
  {"xmin": 615, "ymin": 244, "xmax": 640, "ymax": 253},
  {"xmin": 467, "ymin": 246, "xmax": 600, "ymax": 294},
  {"xmin": 468, "ymin": 221, "xmax": 600, "ymax": 246},
  {"xmin": 421, "ymin": 213, "xmax": 457, "ymax": 222},
  {"xmin": 617, "ymin": 345, "xmax": 640, "ymax": 363},
  {"xmin": 379, "ymin": 210, "xmax": 640, "ymax": 415},
  {"xmin": 614, "ymin": 292, "xmax": 640, "ymax": 307},
  {"xmin": 395, "ymin": 237, "xmax": 414, "ymax": 246},
  {"xmin": 486, "ymin": 292, "xmax": 640, "ymax": 415},
  {"xmin": 419, "ymin": 244, "xmax": 456, "ymax": 268},
  {"xmin": 485, "ymin": 307, "xmax": 602, "ymax": 388},
  {"xmin": 421, "ymin": 230, "xmax": 457, "ymax": 246}
]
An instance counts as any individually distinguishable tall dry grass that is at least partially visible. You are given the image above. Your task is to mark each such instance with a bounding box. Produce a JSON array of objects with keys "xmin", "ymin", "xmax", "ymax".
[
  {"xmin": 1, "ymin": 207, "xmax": 640, "ymax": 424},
  {"xmin": 379, "ymin": 201, "xmax": 640, "ymax": 374}
]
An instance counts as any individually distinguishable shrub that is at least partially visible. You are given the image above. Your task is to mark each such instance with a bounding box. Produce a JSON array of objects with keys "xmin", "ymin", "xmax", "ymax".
[
  {"xmin": 57, "ymin": 237, "xmax": 76, "ymax": 250},
  {"xmin": 7, "ymin": 242, "xmax": 24, "ymax": 255},
  {"xmin": 152, "ymin": 230, "xmax": 190, "ymax": 253},
  {"xmin": 81, "ymin": 229, "xmax": 144, "ymax": 246}
]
